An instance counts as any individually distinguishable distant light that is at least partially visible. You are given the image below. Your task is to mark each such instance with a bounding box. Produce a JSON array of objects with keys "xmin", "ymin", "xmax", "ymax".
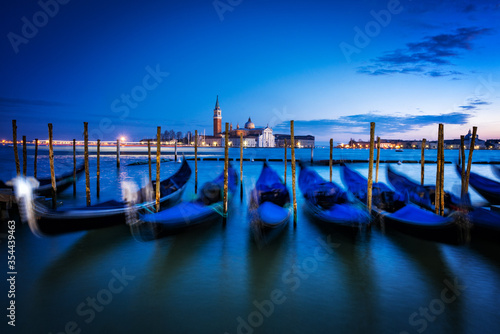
[{"xmin": 120, "ymin": 136, "xmax": 126, "ymax": 142}]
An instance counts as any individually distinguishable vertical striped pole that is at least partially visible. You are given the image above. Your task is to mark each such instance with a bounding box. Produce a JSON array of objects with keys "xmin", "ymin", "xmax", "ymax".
[
  {"xmin": 284, "ymin": 139, "xmax": 287, "ymax": 185},
  {"xmin": 116, "ymin": 139, "xmax": 120, "ymax": 168},
  {"xmin": 84, "ymin": 123, "xmax": 90, "ymax": 207},
  {"xmin": 175, "ymin": 141, "xmax": 177, "ymax": 162},
  {"xmin": 460, "ymin": 135, "xmax": 465, "ymax": 197},
  {"xmin": 375, "ymin": 136, "xmax": 381, "ymax": 183},
  {"xmin": 367, "ymin": 122, "xmax": 375, "ymax": 217},
  {"xmin": 48, "ymin": 124, "xmax": 57, "ymax": 209},
  {"xmin": 290, "ymin": 121, "xmax": 297, "ymax": 228},
  {"xmin": 223, "ymin": 123, "xmax": 229, "ymax": 225},
  {"xmin": 73, "ymin": 139, "xmax": 76, "ymax": 197},
  {"xmin": 329, "ymin": 139, "xmax": 333, "ymax": 182},
  {"xmin": 435, "ymin": 124, "xmax": 442, "ymax": 215},
  {"xmin": 464, "ymin": 127, "xmax": 477, "ymax": 195},
  {"xmin": 12, "ymin": 120, "xmax": 20, "ymax": 175},
  {"xmin": 156, "ymin": 127, "xmax": 161, "ymax": 212},
  {"xmin": 34, "ymin": 138, "xmax": 38, "ymax": 179},
  {"xmin": 420, "ymin": 139, "xmax": 426, "ymax": 186},
  {"xmin": 22, "ymin": 135, "xmax": 27, "ymax": 177},
  {"xmin": 97, "ymin": 139, "xmax": 100, "ymax": 199},
  {"xmin": 310, "ymin": 145, "xmax": 314, "ymax": 165},
  {"xmin": 194, "ymin": 130, "xmax": 198, "ymax": 194},
  {"xmin": 148, "ymin": 139, "xmax": 152, "ymax": 183},
  {"xmin": 439, "ymin": 126, "xmax": 445, "ymax": 216}
]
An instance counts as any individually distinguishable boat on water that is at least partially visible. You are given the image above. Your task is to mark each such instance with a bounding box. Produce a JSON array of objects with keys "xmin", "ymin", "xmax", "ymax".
[
  {"xmin": 14, "ymin": 159, "xmax": 191, "ymax": 236},
  {"xmin": 298, "ymin": 162, "xmax": 369, "ymax": 229},
  {"xmin": 249, "ymin": 162, "xmax": 291, "ymax": 243},
  {"xmin": 341, "ymin": 164, "xmax": 459, "ymax": 242},
  {"xmin": 493, "ymin": 165, "xmax": 500, "ymax": 180},
  {"xmin": 127, "ymin": 158, "xmax": 170, "ymax": 166},
  {"xmin": 125, "ymin": 164, "xmax": 238, "ymax": 240},
  {"xmin": 395, "ymin": 149, "xmax": 404, "ymax": 152},
  {"xmin": 387, "ymin": 165, "xmax": 461, "ymax": 212},
  {"xmin": 456, "ymin": 164, "xmax": 500, "ymax": 205},
  {"xmin": 2, "ymin": 163, "xmax": 85, "ymax": 196}
]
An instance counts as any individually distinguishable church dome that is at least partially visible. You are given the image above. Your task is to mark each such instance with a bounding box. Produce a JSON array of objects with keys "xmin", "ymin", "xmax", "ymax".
[{"xmin": 245, "ymin": 117, "xmax": 255, "ymax": 129}]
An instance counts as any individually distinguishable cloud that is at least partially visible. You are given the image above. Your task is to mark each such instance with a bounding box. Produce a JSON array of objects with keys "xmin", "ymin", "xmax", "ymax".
[
  {"xmin": 0, "ymin": 97, "xmax": 68, "ymax": 107},
  {"xmin": 459, "ymin": 97, "xmax": 492, "ymax": 110},
  {"xmin": 273, "ymin": 111, "xmax": 472, "ymax": 137},
  {"xmin": 357, "ymin": 27, "xmax": 491, "ymax": 77}
]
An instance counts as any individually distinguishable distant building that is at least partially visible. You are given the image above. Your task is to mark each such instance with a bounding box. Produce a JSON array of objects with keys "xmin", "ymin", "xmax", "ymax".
[{"xmin": 274, "ymin": 134, "xmax": 315, "ymax": 148}]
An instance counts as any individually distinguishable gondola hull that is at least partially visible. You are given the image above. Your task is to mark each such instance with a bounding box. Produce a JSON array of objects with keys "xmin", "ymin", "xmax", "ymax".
[
  {"xmin": 36, "ymin": 163, "xmax": 85, "ymax": 196},
  {"xmin": 457, "ymin": 164, "xmax": 500, "ymax": 205},
  {"xmin": 18, "ymin": 159, "xmax": 192, "ymax": 236}
]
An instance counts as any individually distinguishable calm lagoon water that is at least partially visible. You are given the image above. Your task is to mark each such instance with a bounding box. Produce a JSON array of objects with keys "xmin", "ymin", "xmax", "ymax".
[{"xmin": 1, "ymin": 146, "xmax": 500, "ymax": 334}]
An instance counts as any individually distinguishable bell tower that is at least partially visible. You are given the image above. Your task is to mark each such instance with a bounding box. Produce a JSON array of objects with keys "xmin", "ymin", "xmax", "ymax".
[{"xmin": 213, "ymin": 95, "xmax": 222, "ymax": 136}]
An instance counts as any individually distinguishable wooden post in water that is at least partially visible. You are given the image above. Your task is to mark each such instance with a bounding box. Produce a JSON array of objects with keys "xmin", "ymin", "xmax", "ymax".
[
  {"xmin": 310, "ymin": 145, "xmax": 314, "ymax": 165},
  {"xmin": 34, "ymin": 138, "xmax": 38, "ymax": 179},
  {"xmin": 84, "ymin": 123, "xmax": 90, "ymax": 206},
  {"xmin": 367, "ymin": 122, "xmax": 375, "ymax": 217},
  {"xmin": 435, "ymin": 124, "xmax": 443, "ymax": 215},
  {"xmin": 147, "ymin": 139, "xmax": 152, "ymax": 183},
  {"xmin": 420, "ymin": 139, "xmax": 426, "ymax": 186},
  {"xmin": 290, "ymin": 121, "xmax": 297, "ymax": 228},
  {"xmin": 22, "ymin": 136, "xmax": 27, "ymax": 177},
  {"xmin": 97, "ymin": 139, "xmax": 100, "ymax": 199},
  {"xmin": 284, "ymin": 139, "xmax": 287, "ymax": 185},
  {"xmin": 375, "ymin": 136, "xmax": 381, "ymax": 183},
  {"xmin": 73, "ymin": 139, "xmax": 76, "ymax": 197},
  {"xmin": 48, "ymin": 123, "xmax": 57, "ymax": 209},
  {"xmin": 460, "ymin": 135, "xmax": 466, "ymax": 197},
  {"xmin": 156, "ymin": 127, "xmax": 161, "ymax": 212},
  {"xmin": 116, "ymin": 139, "xmax": 120, "ymax": 168},
  {"xmin": 439, "ymin": 126, "xmax": 445, "ymax": 216},
  {"xmin": 329, "ymin": 139, "xmax": 333, "ymax": 182},
  {"xmin": 175, "ymin": 141, "xmax": 178, "ymax": 162},
  {"xmin": 223, "ymin": 123, "xmax": 229, "ymax": 225},
  {"xmin": 240, "ymin": 132, "xmax": 243, "ymax": 200},
  {"xmin": 464, "ymin": 127, "xmax": 477, "ymax": 195},
  {"xmin": 194, "ymin": 130, "xmax": 198, "ymax": 194},
  {"xmin": 12, "ymin": 120, "xmax": 20, "ymax": 176}
]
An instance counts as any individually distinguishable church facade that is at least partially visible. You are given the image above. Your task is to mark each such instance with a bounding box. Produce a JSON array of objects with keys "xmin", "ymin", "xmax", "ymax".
[{"xmin": 202, "ymin": 96, "xmax": 313, "ymax": 148}]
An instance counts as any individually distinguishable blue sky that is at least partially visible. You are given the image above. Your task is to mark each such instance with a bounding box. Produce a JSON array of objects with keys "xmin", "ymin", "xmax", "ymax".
[{"xmin": 1, "ymin": 0, "xmax": 500, "ymax": 144}]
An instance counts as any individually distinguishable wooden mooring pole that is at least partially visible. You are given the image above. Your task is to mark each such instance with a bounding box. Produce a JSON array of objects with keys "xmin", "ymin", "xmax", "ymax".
[
  {"xmin": 84, "ymin": 123, "xmax": 90, "ymax": 206},
  {"xmin": 435, "ymin": 124, "xmax": 443, "ymax": 215},
  {"xmin": 439, "ymin": 126, "xmax": 445, "ymax": 216},
  {"xmin": 148, "ymin": 139, "xmax": 152, "ymax": 183},
  {"xmin": 156, "ymin": 127, "xmax": 161, "ymax": 212},
  {"xmin": 284, "ymin": 139, "xmax": 287, "ymax": 185},
  {"xmin": 194, "ymin": 130, "xmax": 198, "ymax": 194},
  {"xmin": 464, "ymin": 127, "xmax": 477, "ymax": 195},
  {"xmin": 73, "ymin": 139, "xmax": 76, "ymax": 197},
  {"xmin": 34, "ymin": 138, "xmax": 38, "ymax": 179},
  {"xmin": 116, "ymin": 139, "xmax": 120, "ymax": 169},
  {"xmin": 375, "ymin": 136, "xmax": 381, "ymax": 183},
  {"xmin": 48, "ymin": 123, "xmax": 57, "ymax": 209},
  {"xmin": 97, "ymin": 139, "xmax": 100, "ymax": 199},
  {"xmin": 22, "ymin": 135, "xmax": 27, "ymax": 177},
  {"xmin": 12, "ymin": 120, "xmax": 20, "ymax": 176},
  {"xmin": 240, "ymin": 132, "xmax": 243, "ymax": 200},
  {"xmin": 175, "ymin": 141, "xmax": 178, "ymax": 162},
  {"xmin": 310, "ymin": 145, "xmax": 314, "ymax": 165},
  {"xmin": 460, "ymin": 135, "xmax": 466, "ymax": 197},
  {"xmin": 367, "ymin": 122, "xmax": 375, "ymax": 217},
  {"xmin": 329, "ymin": 139, "xmax": 333, "ymax": 182},
  {"xmin": 223, "ymin": 123, "xmax": 229, "ymax": 225},
  {"xmin": 420, "ymin": 139, "xmax": 426, "ymax": 186},
  {"xmin": 290, "ymin": 121, "xmax": 297, "ymax": 228}
]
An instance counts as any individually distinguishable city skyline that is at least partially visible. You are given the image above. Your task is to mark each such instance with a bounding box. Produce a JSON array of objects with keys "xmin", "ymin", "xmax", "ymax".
[{"xmin": 1, "ymin": 0, "xmax": 500, "ymax": 144}]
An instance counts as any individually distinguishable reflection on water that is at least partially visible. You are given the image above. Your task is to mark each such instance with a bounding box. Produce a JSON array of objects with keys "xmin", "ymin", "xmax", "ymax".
[{"xmin": 1, "ymin": 148, "xmax": 500, "ymax": 333}]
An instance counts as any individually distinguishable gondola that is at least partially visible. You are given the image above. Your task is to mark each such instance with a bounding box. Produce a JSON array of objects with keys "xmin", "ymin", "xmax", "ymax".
[
  {"xmin": 1, "ymin": 163, "xmax": 85, "ymax": 196},
  {"xmin": 249, "ymin": 162, "xmax": 290, "ymax": 243},
  {"xmin": 36, "ymin": 163, "xmax": 86, "ymax": 196},
  {"xmin": 125, "ymin": 164, "xmax": 238, "ymax": 240},
  {"xmin": 14, "ymin": 159, "xmax": 192, "ymax": 236},
  {"xmin": 341, "ymin": 164, "xmax": 459, "ymax": 242},
  {"xmin": 456, "ymin": 164, "xmax": 500, "ymax": 205},
  {"xmin": 387, "ymin": 165, "xmax": 460, "ymax": 211},
  {"xmin": 298, "ymin": 162, "xmax": 369, "ymax": 228},
  {"xmin": 493, "ymin": 164, "xmax": 500, "ymax": 180}
]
